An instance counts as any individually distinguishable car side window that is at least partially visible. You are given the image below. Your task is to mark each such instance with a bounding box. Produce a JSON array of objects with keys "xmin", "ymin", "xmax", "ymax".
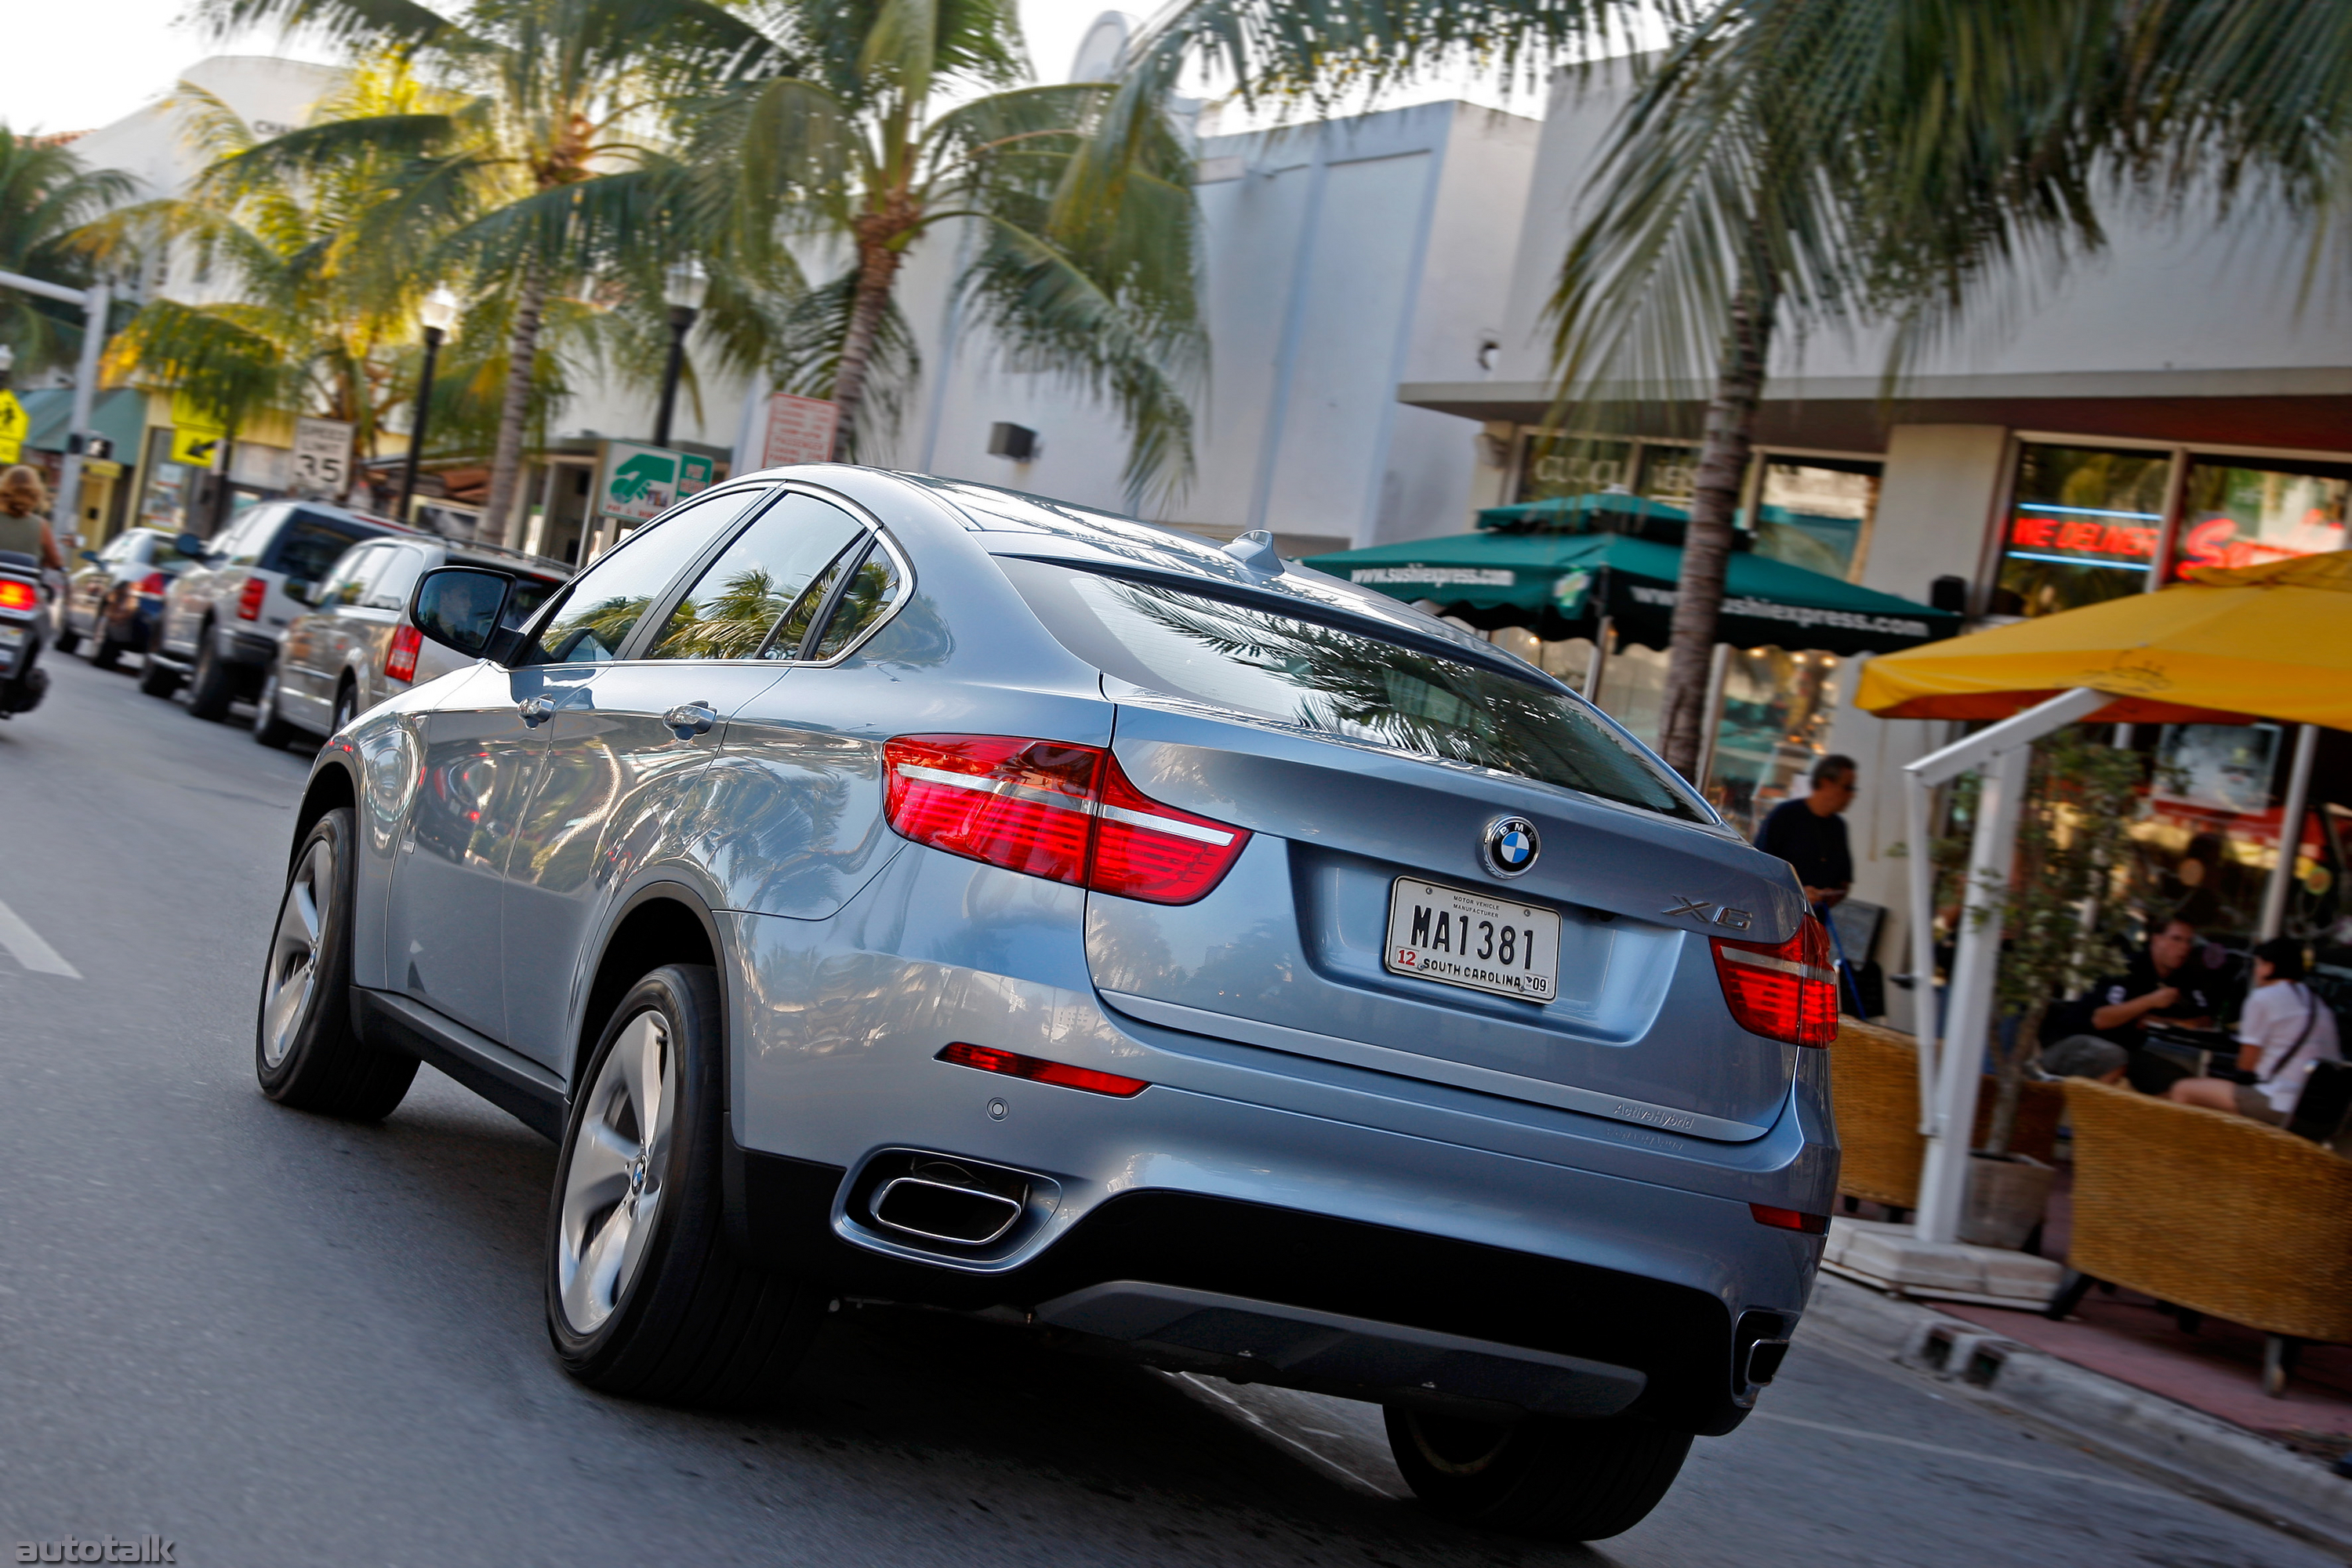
[
  {"xmin": 525, "ymin": 487, "xmax": 770, "ymax": 666},
  {"xmin": 365, "ymin": 546, "xmax": 424, "ymax": 612},
  {"xmin": 644, "ymin": 493, "xmax": 866, "ymax": 661},
  {"xmin": 807, "ymin": 543, "xmax": 903, "ymax": 660},
  {"xmin": 213, "ymin": 507, "xmax": 278, "ymax": 566}
]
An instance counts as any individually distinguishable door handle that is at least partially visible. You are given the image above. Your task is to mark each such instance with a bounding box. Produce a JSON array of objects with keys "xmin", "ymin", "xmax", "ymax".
[
  {"xmin": 662, "ymin": 702, "xmax": 717, "ymax": 740},
  {"xmin": 518, "ymin": 695, "xmax": 556, "ymax": 726}
]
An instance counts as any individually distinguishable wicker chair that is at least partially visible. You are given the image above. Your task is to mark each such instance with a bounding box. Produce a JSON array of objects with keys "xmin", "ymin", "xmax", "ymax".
[
  {"xmin": 1829, "ymin": 1020, "xmax": 2065, "ymax": 1212},
  {"xmin": 2053, "ymin": 1078, "xmax": 2352, "ymax": 1395}
]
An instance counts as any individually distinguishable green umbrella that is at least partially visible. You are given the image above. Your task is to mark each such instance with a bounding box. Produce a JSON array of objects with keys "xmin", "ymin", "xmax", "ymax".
[{"xmin": 1304, "ymin": 510, "xmax": 1957, "ymax": 657}]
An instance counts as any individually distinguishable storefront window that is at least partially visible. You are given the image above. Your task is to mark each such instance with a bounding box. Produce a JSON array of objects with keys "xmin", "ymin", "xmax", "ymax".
[
  {"xmin": 1753, "ymin": 459, "xmax": 1879, "ymax": 581},
  {"xmin": 1516, "ymin": 434, "xmax": 1635, "ymax": 503},
  {"xmin": 1704, "ymin": 648, "xmax": 1842, "ymax": 838},
  {"xmin": 1638, "ymin": 445, "xmax": 1700, "ymax": 507},
  {"xmin": 2170, "ymin": 457, "xmax": 2351, "ymax": 579},
  {"xmin": 1993, "ymin": 443, "xmax": 2172, "ymax": 616}
]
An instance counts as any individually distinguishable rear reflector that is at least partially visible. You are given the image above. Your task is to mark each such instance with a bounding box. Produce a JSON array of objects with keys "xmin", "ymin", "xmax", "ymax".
[
  {"xmin": 236, "ymin": 576, "xmax": 267, "ymax": 620},
  {"xmin": 0, "ymin": 580, "xmax": 34, "ymax": 612},
  {"xmin": 1711, "ymin": 916, "xmax": 1839, "ymax": 1047},
  {"xmin": 884, "ymin": 734, "xmax": 1249, "ymax": 904},
  {"xmin": 385, "ymin": 622, "xmax": 423, "ymax": 683},
  {"xmin": 938, "ymin": 1041, "xmax": 1149, "ymax": 1098},
  {"xmin": 1750, "ymin": 1203, "xmax": 1830, "ymax": 1235},
  {"xmin": 136, "ymin": 572, "xmax": 167, "ymax": 597}
]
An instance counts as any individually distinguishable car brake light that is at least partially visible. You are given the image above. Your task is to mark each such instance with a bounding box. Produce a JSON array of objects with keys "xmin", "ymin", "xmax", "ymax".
[
  {"xmin": 938, "ymin": 1041, "xmax": 1149, "ymax": 1098},
  {"xmin": 236, "ymin": 577, "xmax": 267, "ymax": 620},
  {"xmin": 385, "ymin": 622, "xmax": 423, "ymax": 683},
  {"xmin": 0, "ymin": 580, "xmax": 34, "ymax": 612},
  {"xmin": 1711, "ymin": 916, "xmax": 1839, "ymax": 1046},
  {"xmin": 883, "ymin": 733, "xmax": 1250, "ymax": 905},
  {"xmin": 1750, "ymin": 1203, "xmax": 1830, "ymax": 1234},
  {"xmin": 137, "ymin": 572, "xmax": 167, "ymax": 597}
]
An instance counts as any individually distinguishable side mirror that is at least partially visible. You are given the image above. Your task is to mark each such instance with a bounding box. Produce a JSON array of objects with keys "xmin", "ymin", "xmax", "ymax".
[
  {"xmin": 79, "ymin": 550, "xmax": 101, "ymax": 565},
  {"xmin": 175, "ymin": 532, "xmax": 205, "ymax": 558},
  {"xmin": 411, "ymin": 565, "xmax": 524, "ymax": 664}
]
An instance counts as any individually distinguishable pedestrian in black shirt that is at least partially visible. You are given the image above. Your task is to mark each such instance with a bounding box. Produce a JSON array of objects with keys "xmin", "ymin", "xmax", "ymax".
[
  {"xmin": 2083, "ymin": 916, "xmax": 2223, "ymax": 1044},
  {"xmin": 1755, "ymin": 754, "xmax": 1857, "ymax": 908}
]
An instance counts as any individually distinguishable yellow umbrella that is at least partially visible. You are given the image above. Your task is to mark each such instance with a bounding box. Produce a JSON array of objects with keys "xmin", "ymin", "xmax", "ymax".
[{"xmin": 1856, "ymin": 550, "xmax": 2352, "ymax": 728}]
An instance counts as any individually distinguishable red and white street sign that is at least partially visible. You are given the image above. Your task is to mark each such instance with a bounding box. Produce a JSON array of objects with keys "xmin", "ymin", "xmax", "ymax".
[{"xmin": 762, "ymin": 393, "xmax": 840, "ymax": 467}]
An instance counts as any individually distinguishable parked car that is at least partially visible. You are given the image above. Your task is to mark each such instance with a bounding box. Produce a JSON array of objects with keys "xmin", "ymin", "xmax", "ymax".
[
  {"xmin": 54, "ymin": 527, "xmax": 200, "ymax": 669},
  {"xmin": 258, "ymin": 535, "xmax": 569, "ymax": 747},
  {"xmin": 257, "ymin": 466, "xmax": 1835, "ymax": 1544},
  {"xmin": 141, "ymin": 500, "xmax": 405, "ymax": 718}
]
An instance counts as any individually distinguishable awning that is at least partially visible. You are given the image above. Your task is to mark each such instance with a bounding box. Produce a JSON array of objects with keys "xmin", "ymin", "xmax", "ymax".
[
  {"xmin": 1304, "ymin": 509, "xmax": 1959, "ymax": 657},
  {"xmin": 1856, "ymin": 550, "xmax": 2352, "ymax": 729},
  {"xmin": 20, "ymin": 387, "xmax": 151, "ymax": 462}
]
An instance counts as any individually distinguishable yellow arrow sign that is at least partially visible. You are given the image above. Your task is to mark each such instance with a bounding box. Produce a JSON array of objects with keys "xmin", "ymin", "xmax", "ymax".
[
  {"xmin": 169, "ymin": 395, "xmax": 227, "ymax": 469},
  {"xmin": 0, "ymin": 390, "xmax": 25, "ymax": 464}
]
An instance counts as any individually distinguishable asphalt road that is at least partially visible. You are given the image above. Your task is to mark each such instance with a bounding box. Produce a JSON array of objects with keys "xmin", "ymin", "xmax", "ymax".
[{"xmin": 0, "ymin": 650, "xmax": 2333, "ymax": 1568}]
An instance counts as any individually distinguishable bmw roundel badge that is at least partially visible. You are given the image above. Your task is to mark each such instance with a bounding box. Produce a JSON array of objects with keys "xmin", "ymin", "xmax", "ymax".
[{"xmin": 1482, "ymin": 815, "xmax": 1541, "ymax": 879}]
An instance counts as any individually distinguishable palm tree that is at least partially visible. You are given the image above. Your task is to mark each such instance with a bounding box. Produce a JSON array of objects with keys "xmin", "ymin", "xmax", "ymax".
[
  {"xmin": 0, "ymin": 129, "xmax": 133, "ymax": 375},
  {"xmin": 1538, "ymin": 1, "xmax": 2120, "ymax": 777},
  {"xmin": 198, "ymin": 0, "xmax": 790, "ymax": 541}
]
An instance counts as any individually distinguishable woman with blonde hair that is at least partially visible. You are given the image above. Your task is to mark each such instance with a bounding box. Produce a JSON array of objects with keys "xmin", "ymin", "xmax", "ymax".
[{"xmin": 0, "ymin": 466, "xmax": 63, "ymax": 571}]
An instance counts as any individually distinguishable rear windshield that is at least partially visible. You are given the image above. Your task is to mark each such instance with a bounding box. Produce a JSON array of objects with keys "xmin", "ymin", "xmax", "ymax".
[
  {"xmin": 1002, "ymin": 560, "xmax": 1706, "ymax": 822},
  {"xmin": 263, "ymin": 511, "xmax": 379, "ymax": 583}
]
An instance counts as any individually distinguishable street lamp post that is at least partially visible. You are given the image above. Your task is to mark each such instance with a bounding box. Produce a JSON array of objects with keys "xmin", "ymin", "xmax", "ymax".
[
  {"xmin": 652, "ymin": 260, "xmax": 707, "ymax": 448},
  {"xmin": 0, "ymin": 268, "xmax": 108, "ymax": 543},
  {"xmin": 395, "ymin": 287, "xmax": 461, "ymax": 524}
]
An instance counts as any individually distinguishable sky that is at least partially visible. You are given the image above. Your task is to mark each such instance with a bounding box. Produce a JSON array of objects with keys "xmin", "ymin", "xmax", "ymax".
[{"xmin": 2, "ymin": 0, "xmax": 1540, "ymax": 138}]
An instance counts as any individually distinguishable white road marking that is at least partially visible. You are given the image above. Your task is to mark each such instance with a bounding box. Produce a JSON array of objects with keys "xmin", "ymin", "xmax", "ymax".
[
  {"xmin": 1749, "ymin": 1410, "xmax": 2169, "ymax": 1497},
  {"xmin": 0, "ymin": 897, "xmax": 82, "ymax": 978}
]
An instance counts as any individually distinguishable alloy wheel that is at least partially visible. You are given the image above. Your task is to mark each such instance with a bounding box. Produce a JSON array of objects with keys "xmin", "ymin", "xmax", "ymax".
[
  {"xmin": 557, "ymin": 1011, "xmax": 677, "ymax": 1334},
  {"xmin": 261, "ymin": 837, "xmax": 332, "ymax": 1067}
]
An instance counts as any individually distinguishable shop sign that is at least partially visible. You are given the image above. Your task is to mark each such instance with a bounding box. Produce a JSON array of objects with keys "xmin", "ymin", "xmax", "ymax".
[
  {"xmin": 593, "ymin": 441, "xmax": 713, "ymax": 522},
  {"xmin": 168, "ymin": 395, "xmax": 228, "ymax": 468},
  {"xmin": 0, "ymin": 390, "xmax": 25, "ymax": 463},
  {"xmin": 292, "ymin": 416, "xmax": 354, "ymax": 495},
  {"xmin": 761, "ymin": 393, "xmax": 839, "ymax": 466},
  {"xmin": 2006, "ymin": 506, "xmax": 2161, "ymax": 568}
]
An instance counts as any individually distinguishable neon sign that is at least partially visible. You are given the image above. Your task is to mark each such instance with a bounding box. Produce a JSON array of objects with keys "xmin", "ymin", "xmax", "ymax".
[
  {"xmin": 2171, "ymin": 511, "xmax": 2349, "ymax": 578},
  {"xmin": 2006, "ymin": 505, "xmax": 2160, "ymax": 569}
]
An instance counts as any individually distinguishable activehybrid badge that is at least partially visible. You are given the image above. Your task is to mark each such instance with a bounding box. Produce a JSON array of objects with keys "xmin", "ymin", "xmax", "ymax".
[{"xmin": 1481, "ymin": 815, "xmax": 1541, "ymax": 879}]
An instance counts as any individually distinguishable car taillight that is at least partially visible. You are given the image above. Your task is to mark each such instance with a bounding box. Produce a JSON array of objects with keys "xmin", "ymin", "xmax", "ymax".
[
  {"xmin": 883, "ymin": 733, "xmax": 1250, "ymax": 905},
  {"xmin": 938, "ymin": 1041, "xmax": 1149, "ymax": 1098},
  {"xmin": 0, "ymin": 580, "xmax": 34, "ymax": 612},
  {"xmin": 1750, "ymin": 1203, "xmax": 1830, "ymax": 1235},
  {"xmin": 136, "ymin": 572, "xmax": 167, "ymax": 597},
  {"xmin": 1711, "ymin": 916, "xmax": 1839, "ymax": 1047},
  {"xmin": 236, "ymin": 577, "xmax": 267, "ymax": 620},
  {"xmin": 385, "ymin": 622, "xmax": 422, "ymax": 683}
]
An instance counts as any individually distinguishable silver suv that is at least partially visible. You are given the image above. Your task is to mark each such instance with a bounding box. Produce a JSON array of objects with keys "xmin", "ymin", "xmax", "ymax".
[
  {"xmin": 142, "ymin": 500, "xmax": 404, "ymax": 718},
  {"xmin": 258, "ymin": 466, "xmax": 1836, "ymax": 1544},
  {"xmin": 256, "ymin": 535, "xmax": 567, "ymax": 746}
]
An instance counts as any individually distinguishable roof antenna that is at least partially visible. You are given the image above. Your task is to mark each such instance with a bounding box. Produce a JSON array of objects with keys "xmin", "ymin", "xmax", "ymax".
[{"xmin": 1221, "ymin": 530, "xmax": 1283, "ymax": 575}]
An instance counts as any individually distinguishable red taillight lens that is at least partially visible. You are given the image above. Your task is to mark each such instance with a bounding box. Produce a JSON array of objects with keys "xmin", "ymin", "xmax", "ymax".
[
  {"xmin": 1711, "ymin": 916, "xmax": 1839, "ymax": 1047},
  {"xmin": 883, "ymin": 733, "xmax": 1249, "ymax": 905},
  {"xmin": 0, "ymin": 580, "xmax": 34, "ymax": 612},
  {"xmin": 385, "ymin": 622, "xmax": 423, "ymax": 683},
  {"xmin": 236, "ymin": 576, "xmax": 267, "ymax": 620},
  {"xmin": 938, "ymin": 1041, "xmax": 1149, "ymax": 1098},
  {"xmin": 1750, "ymin": 1203, "xmax": 1830, "ymax": 1235},
  {"xmin": 136, "ymin": 572, "xmax": 167, "ymax": 597}
]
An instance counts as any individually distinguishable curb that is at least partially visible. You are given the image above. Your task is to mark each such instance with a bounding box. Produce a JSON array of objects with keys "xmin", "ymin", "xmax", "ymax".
[{"xmin": 1806, "ymin": 1272, "xmax": 2352, "ymax": 1551}]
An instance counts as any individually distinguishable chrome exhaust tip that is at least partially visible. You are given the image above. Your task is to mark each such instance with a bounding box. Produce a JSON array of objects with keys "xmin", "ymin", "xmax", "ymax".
[{"xmin": 864, "ymin": 1156, "xmax": 1033, "ymax": 1247}]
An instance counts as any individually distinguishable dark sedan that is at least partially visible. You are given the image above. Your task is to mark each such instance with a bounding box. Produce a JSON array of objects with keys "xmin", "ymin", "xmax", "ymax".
[{"xmin": 56, "ymin": 528, "xmax": 198, "ymax": 669}]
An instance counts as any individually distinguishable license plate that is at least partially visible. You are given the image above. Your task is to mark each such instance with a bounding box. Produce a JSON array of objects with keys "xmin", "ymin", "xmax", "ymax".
[
  {"xmin": 1384, "ymin": 878, "xmax": 1561, "ymax": 1003},
  {"xmin": 0, "ymin": 626, "xmax": 22, "ymax": 646}
]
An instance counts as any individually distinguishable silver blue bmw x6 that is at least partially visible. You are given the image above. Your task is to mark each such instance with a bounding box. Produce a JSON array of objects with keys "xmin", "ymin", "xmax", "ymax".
[{"xmin": 258, "ymin": 464, "xmax": 1838, "ymax": 1542}]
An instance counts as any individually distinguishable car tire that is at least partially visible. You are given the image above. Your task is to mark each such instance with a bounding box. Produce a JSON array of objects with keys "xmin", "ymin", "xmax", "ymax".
[
  {"xmin": 137, "ymin": 650, "xmax": 181, "ymax": 697},
  {"xmin": 331, "ymin": 682, "xmax": 358, "ymax": 735},
  {"xmin": 252, "ymin": 666, "xmax": 300, "ymax": 748},
  {"xmin": 185, "ymin": 628, "xmax": 234, "ymax": 720},
  {"xmin": 1383, "ymin": 1406, "xmax": 1693, "ymax": 1542},
  {"xmin": 256, "ymin": 807, "xmax": 419, "ymax": 1120},
  {"xmin": 54, "ymin": 622, "xmax": 80, "ymax": 656},
  {"xmin": 546, "ymin": 964, "xmax": 822, "ymax": 1408},
  {"xmin": 91, "ymin": 611, "xmax": 129, "ymax": 670}
]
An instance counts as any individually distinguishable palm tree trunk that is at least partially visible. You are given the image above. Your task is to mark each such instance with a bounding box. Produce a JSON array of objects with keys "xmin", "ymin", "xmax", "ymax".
[
  {"xmin": 829, "ymin": 240, "xmax": 902, "ymax": 462},
  {"xmin": 1657, "ymin": 269, "xmax": 1777, "ymax": 782},
  {"xmin": 478, "ymin": 262, "xmax": 546, "ymax": 546}
]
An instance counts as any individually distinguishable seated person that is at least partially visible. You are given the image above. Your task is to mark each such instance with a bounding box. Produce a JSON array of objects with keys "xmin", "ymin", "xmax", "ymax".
[
  {"xmin": 2036, "ymin": 1034, "xmax": 2129, "ymax": 1085},
  {"xmin": 2169, "ymin": 938, "xmax": 2343, "ymax": 1125},
  {"xmin": 2082, "ymin": 916, "xmax": 2226, "ymax": 1045}
]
